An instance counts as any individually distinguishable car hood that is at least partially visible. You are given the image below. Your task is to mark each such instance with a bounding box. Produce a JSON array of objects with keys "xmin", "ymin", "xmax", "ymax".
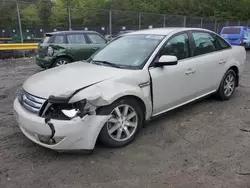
[{"xmin": 23, "ymin": 61, "xmax": 131, "ymax": 99}]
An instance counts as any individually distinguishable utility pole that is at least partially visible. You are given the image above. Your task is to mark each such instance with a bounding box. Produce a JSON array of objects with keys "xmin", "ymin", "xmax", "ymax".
[{"xmin": 16, "ymin": 0, "xmax": 23, "ymax": 43}]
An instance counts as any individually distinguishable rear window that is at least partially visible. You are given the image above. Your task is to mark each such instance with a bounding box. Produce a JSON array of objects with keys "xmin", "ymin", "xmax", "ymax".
[{"xmin": 222, "ymin": 28, "xmax": 241, "ymax": 34}]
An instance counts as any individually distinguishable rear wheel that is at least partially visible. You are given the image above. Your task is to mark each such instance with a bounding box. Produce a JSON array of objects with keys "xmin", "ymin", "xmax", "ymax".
[
  {"xmin": 97, "ymin": 98, "xmax": 143, "ymax": 148},
  {"xmin": 54, "ymin": 57, "xmax": 71, "ymax": 67},
  {"xmin": 216, "ymin": 69, "xmax": 237, "ymax": 100}
]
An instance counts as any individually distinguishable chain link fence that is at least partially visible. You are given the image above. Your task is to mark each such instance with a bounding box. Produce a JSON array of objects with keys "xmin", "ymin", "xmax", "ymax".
[{"xmin": 0, "ymin": 0, "xmax": 249, "ymax": 43}]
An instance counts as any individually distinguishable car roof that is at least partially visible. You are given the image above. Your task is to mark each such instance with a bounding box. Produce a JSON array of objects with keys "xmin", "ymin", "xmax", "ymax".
[
  {"xmin": 45, "ymin": 30, "xmax": 99, "ymax": 35},
  {"xmin": 125, "ymin": 27, "xmax": 214, "ymax": 36}
]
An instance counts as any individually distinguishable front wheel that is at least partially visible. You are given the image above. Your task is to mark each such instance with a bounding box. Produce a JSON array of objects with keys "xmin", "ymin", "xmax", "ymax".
[
  {"xmin": 97, "ymin": 98, "xmax": 144, "ymax": 148},
  {"xmin": 216, "ymin": 69, "xmax": 237, "ymax": 100}
]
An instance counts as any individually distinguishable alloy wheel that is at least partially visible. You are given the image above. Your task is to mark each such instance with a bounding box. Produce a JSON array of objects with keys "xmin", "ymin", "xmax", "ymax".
[
  {"xmin": 223, "ymin": 73, "xmax": 235, "ymax": 97},
  {"xmin": 106, "ymin": 104, "xmax": 138, "ymax": 142},
  {"xmin": 56, "ymin": 60, "xmax": 68, "ymax": 66}
]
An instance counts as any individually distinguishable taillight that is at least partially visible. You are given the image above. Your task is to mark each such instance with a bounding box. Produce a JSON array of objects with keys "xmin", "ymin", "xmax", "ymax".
[{"xmin": 240, "ymin": 39, "xmax": 243, "ymax": 44}]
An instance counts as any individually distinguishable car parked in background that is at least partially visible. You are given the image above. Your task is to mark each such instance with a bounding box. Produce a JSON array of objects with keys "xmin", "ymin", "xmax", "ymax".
[
  {"xmin": 36, "ymin": 31, "xmax": 107, "ymax": 68},
  {"xmin": 105, "ymin": 34, "xmax": 116, "ymax": 41},
  {"xmin": 220, "ymin": 26, "xmax": 250, "ymax": 48},
  {"xmin": 14, "ymin": 28, "xmax": 246, "ymax": 152},
  {"xmin": 117, "ymin": 30, "xmax": 135, "ymax": 36}
]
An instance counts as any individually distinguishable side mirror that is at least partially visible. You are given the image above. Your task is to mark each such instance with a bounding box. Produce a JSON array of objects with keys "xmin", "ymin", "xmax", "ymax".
[{"xmin": 154, "ymin": 55, "xmax": 178, "ymax": 67}]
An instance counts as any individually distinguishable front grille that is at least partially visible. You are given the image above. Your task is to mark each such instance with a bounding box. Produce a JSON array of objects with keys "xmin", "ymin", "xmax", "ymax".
[{"xmin": 18, "ymin": 90, "xmax": 46, "ymax": 114}]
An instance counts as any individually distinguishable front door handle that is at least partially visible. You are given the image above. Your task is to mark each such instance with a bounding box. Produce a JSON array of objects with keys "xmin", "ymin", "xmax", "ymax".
[
  {"xmin": 219, "ymin": 60, "xmax": 227, "ymax": 64},
  {"xmin": 92, "ymin": 47, "xmax": 99, "ymax": 50},
  {"xmin": 185, "ymin": 68, "xmax": 196, "ymax": 75}
]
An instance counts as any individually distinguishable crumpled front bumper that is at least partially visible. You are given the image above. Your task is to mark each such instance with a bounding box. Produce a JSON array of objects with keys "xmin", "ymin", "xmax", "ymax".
[
  {"xmin": 35, "ymin": 55, "xmax": 55, "ymax": 68},
  {"xmin": 13, "ymin": 98, "xmax": 110, "ymax": 151}
]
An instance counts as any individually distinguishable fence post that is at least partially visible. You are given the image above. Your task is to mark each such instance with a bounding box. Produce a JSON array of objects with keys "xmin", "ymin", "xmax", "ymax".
[
  {"xmin": 214, "ymin": 19, "xmax": 217, "ymax": 32},
  {"xmin": 247, "ymin": 20, "xmax": 249, "ymax": 27},
  {"xmin": 238, "ymin": 20, "xmax": 240, "ymax": 26},
  {"xmin": 226, "ymin": 20, "xmax": 229, "ymax": 26},
  {"xmin": 68, "ymin": 7, "xmax": 72, "ymax": 31},
  {"xmin": 139, "ymin": 13, "xmax": 141, "ymax": 30},
  {"xmin": 163, "ymin": 14, "xmax": 166, "ymax": 28},
  {"xmin": 183, "ymin": 16, "xmax": 186, "ymax": 27},
  {"xmin": 109, "ymin": 10, "xmax": 112, "ymax": 36},
  {"xmin": 200, "ymin": 18, "xmax": 203, "ymax": 28},
  {"xmin": 16, "ymin": 0, "xmax": 23, "ymax": 43}
]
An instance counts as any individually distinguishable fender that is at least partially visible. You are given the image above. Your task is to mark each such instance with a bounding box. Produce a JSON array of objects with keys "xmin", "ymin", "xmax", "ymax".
[{"xmin": 69, "ymin": 79, "xmax": 153, "ymax": 120}]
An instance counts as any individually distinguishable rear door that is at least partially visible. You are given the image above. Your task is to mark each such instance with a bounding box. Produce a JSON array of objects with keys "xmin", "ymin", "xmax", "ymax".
[
  {"xmin": 85, "ymin": 33, "xmax": 107, "ymax": 54},
  {"xmin": 189, "ymin": 31, "xmax": 229, "ymax": 95},
  {"xmin": 66, "ymin": 33, "xmax": 92, "ymax": 61}
]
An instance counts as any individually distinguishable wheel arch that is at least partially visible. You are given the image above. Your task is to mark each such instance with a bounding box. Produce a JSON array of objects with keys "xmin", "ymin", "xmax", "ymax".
[
  {"xmin": 54, "ymin": 55, "xmax": 74, "ymax": 63},
  {"xmin": 228, "ymin": 65, "xmax": 239, "ymax": 87},
  {"xmin": 110, "ymin": 95, "xmax": 147, "ymax": 120}
]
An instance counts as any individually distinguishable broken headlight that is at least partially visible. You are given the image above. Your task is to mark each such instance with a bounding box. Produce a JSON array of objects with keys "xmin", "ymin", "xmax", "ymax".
[
  {"xmin": 47, "ymin": 46, "xmax": 54, "ymax": 56},
  {"xmin": 44, "ymin": 99, "xmax": 96, "ymax": 120}
]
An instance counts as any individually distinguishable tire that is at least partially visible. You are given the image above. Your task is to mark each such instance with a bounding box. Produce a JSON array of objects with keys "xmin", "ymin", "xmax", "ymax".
[
  {"xmin": 97, "ymin": 98, "xmax": 144, "ymax": 148},
  {"xmin": 216, "ymin": 69, "xmax": 237, "ymax": 101},
  {"xmin": 54, "ymin": 57, "xmax": 71, "ymax": 67}
]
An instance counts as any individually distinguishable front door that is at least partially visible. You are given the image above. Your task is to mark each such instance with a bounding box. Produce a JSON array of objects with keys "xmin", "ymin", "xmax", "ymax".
[
  {"xmin": 150, "ymin": 32, "xmax": 199, "ymax": 115},
  {"xmin": 66, "ymin": 33, "xmax": 93, "ymax": 61}
]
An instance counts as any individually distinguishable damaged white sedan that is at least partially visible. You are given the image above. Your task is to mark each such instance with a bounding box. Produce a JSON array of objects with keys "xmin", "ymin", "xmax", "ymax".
[{"xmin": 13, "ymin": 28, "xmax": 246, "ymax": 152}]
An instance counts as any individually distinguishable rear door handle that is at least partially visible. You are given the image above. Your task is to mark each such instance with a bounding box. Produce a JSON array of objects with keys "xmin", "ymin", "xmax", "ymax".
[
  {"xmin": 219, "ymin": 60, "xmax": 227, "ymax": 64},
  {"xmin": 185, "ymin": 68, "xmax": 196, "ymax": 75},
  {"xmin": 92, "ymin": 47, "xmax": 99, "ymax": 50}
]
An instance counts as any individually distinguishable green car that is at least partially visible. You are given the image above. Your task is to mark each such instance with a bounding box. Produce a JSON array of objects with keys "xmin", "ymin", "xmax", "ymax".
[{"xmin": 36, "ymin": 31, "xmax": 107, "ymax": 68}]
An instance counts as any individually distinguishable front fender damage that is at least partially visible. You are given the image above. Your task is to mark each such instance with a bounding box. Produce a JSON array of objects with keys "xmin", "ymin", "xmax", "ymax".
[
  {"xmin": 41, "ymin": 93, "xmax": 111, "ymax": 147},
  {"xmin": 39, "ymin": 114, "xmax": 111, "ymax": 150}
]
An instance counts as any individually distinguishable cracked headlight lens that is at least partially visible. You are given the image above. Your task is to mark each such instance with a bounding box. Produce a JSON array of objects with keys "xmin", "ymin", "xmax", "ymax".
[
  {"xmin": 61, "ymin": 109, "xmax": 79, "ymax": 118},
  {"xmin": 45, "ymin": 99, "xmax": 95, "ymax": 120},
  {"xmin": 47, "ymin": 46, "xmax": 54, "ymax": 56}
]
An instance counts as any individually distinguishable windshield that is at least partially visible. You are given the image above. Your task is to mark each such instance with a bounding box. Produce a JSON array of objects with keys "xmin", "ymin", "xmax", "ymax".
[
  {"xmin": 42, "ymin": 35, "xmax": 52, "ymax": 44},
  {"xmin": 90, "ymin": 34, "xmax": 165, "ymax": 69}
]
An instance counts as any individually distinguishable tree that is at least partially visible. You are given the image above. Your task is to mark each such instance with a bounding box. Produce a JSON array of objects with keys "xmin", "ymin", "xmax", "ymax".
[
  {"xmin": 37, "ymin": 0, "xmax": 53, "ymax": 28},
  {"xmin": 21, "ymin": 4, "xmax": 40, "ymax": 28}
]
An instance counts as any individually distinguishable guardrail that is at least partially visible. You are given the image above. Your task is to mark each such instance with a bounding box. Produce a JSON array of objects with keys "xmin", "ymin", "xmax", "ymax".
[
  {"xmin": 0, "ymin": 38, "xmax": 42, "ymax": 40},
  {"xmin": 0, "ymin": 43, "xmax": 38, "ymax": 50}
]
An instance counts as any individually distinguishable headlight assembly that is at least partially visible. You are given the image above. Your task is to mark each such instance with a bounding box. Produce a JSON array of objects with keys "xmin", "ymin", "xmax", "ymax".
[
  {"xmin": 61, "ymin": 109, "xmax": 79, "ymax": 118},
  {"xmin": 47, "ymin": 46, "xmax": 54, "ymax": 56},
  {"xmin": 44, "ymin": 99, "xmax": 95, "ymax": 120}
]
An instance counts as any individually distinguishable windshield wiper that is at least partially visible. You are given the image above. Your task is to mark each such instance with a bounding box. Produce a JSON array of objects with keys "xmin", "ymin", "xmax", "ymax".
[{"xmin": 92, "ymin": 60, "xmax": 121, "ymax": 68}]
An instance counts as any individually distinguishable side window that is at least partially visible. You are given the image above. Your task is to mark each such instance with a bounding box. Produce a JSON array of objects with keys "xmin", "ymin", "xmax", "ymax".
[
  {"xmin": 192, "ymin": 32, "xmax": 217, "ymax": 56},
  {"xmin": 216, "ymin": 36, "xmax": 231, "ymax": 50},
  {"xmin": 67, "ymin": 34, "xmax": 86, "ymax": 44},
  {"xmin": 160, "ymin": 33, "xmax": 190, "ymax": 60},
  {"xmin": 53, "ymin": 35, "xmax": 65, "ymax": 44},
  {"xmin": 87, "ymin": 34, "xmax": 106, "ymax": 44}
]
